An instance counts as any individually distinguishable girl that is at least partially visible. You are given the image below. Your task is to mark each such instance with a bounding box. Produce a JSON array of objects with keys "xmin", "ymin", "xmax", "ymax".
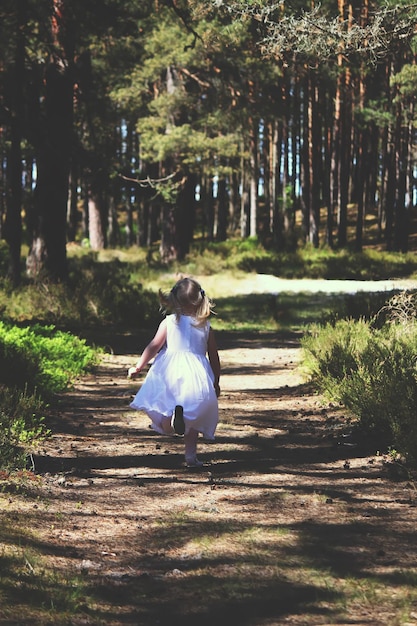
[{"xmin": 128, "ymin": 277, "xmax": 220, "ymax": 468}]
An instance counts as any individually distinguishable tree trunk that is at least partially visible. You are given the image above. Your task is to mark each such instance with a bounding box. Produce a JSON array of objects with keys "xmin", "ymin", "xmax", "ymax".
[
  {"xmin": 248, "ymin": 117, "xmax": 258, "ymax": 238},
  {"xmin": 240, "ymin": 151, "xmax": 249, "ymax": 238},
  {"xmin": 384, "ymin": 126, "xmax": 396, "ymax": 250},
  {"xmin": 4, "ymin": 0, "xmax": 26, "ymax": 285},
  {"xmin": 393, "ymin": 104, "xmax": 409, "ymax": 252},
  {"xmin": 160, "ymin": 202, "xmax": 177, "ymax": 263},
  {"xmin": 323, "ymin": 82, "xmax": 334, "ymax": 248},
  {"xmin": 305, "ymin": 72, "xmax": 320, "ymax": 247},
  {"xmin": 228, "ymin": 172, "xmax": 240, "ymax": 234},
  {"xmin": 202, "ymin": 174, "xmax": 215, "ymax": 241},
  {"xmin": 267, "ymin": 119, "xmax": 278, "ymax": 241},
  {"xmin": 337, "ymin": 68, "xmax": 351, "ymax": 248},
  {"xmin": 216, "ymin": 177, "xmax": 228, "ymax": 241},
  {"xmin": 87, "ymin": 171, "xmax": 107, "ymax": 250},
  {"xmin": 27, "ymin": 63, "xmax": 73, "ymax": 279},
  {"xmin": 300, "ymin": 74, "xmax": 310, "ymax": 243},
  {"xmin": 26, "ymin": 0, "xmax": 74, "ymax": 280},
  {"xmin": 354, "ymin": 68, "xmax": 366, "ymax": 252},
  {"xmin": 175, "ymin": 173, "xmax": 195, "ymax": 259},
  {"xmin": 67, "ymin": 160, "xmax": 79, "ymax": 242}
]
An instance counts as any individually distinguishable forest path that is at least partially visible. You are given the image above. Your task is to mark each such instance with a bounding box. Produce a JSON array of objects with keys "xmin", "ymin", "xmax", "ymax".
[{"xmin": 5, "ymin": 328, "xmax": 417, "ymax": 625}]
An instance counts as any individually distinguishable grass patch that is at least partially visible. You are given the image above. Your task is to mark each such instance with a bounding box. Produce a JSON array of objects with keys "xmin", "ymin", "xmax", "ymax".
[
  {"xmin": 0, "ymin": 509, "xmax": 92, "ymax": 624},
  {"xmin": 98, "ymin": 239, "xmax": 417, "ymax": 280},
  {"xmin": 210, "ymin": 291, "xmax": 396, "ymax": 333},
  {"xmin": 0, "ymin": 242, "xmax": 415, "ymax": 332}
]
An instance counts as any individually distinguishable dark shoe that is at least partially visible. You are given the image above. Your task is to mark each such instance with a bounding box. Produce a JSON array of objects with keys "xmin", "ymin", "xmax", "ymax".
[
  {"xmin": 186, "ymin": 458, "xmax": 204, "ymax": 468},
  {"xmin": 172, "ymin": 405, "xmax": 185, "ymax": 435}
]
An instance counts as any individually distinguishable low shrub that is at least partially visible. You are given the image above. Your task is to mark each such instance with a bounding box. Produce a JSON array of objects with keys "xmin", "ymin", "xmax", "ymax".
[
  {"xmin": 0, "ymin": 322, "xmax": 98, "ymax": 397},
  {"xmin": 0, "ymin": 322, "xmax": 99, "ymax": 469},
  {"xmin": 301, "ymin": 292, "xmax": 417, "ymax": 466}
]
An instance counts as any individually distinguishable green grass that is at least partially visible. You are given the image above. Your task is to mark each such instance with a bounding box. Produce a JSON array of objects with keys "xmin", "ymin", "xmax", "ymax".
[
  {"xmin": 0, "ymin": 242, "xmax": 415, "ymax": 332},
  {"xmin": 91, "ymin": 240, "xmax": 417, "ymax": 281},
  {"xmin": 0, "ymin": 504, "xmax": 92, "ymax": 624}
]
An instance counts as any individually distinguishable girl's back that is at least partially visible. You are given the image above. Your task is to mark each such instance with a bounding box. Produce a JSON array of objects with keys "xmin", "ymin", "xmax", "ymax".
[{"xmin": 166, "ymin": 314, "xmax": 209, "ymax": 356}]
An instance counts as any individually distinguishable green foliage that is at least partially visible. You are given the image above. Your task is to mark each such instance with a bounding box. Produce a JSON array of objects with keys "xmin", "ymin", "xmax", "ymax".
[
  {"xmin": 0, "ymin": 254, "xmax": 157, "ymax": 329},
  {"xmin": 0, "ymin": 322, "xmax": 98, "ymax": 397},
  {"xmin": 301, "ymin": 293, "xmax": 417, "ymax": 466},
  {"xmin": 391, "ymin": 64, "xmax": 417, "ymax": 100},
  {"xmin": 180, "ymin": 241, "xmax": 417, "ymax": 280},
  {"xmin": 0, "ymin": 321, "xmax": 98, "ymax": 470},
  {"xmin": 301, "ymin": 318, "xmax": 372, "ymax": 397},
  {"xmin": 1, "ymin": 244, "xmax": 416, "ymax": 334}
]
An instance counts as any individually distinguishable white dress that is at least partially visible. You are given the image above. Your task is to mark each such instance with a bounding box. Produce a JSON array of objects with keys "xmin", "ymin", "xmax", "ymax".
[{"xmin": 130, "ymin": 314, "xmax": 218, "ymax": 439}]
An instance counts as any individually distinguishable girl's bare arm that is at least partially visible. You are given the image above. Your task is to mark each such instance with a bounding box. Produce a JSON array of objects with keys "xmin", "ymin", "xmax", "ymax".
[
  {"xmin": 128, "ymin": 320, "xmax": 167, "ymax": 377},
  {"xmin": 207, "ymin": 328, "xmax": 221, "ymax": 396}
]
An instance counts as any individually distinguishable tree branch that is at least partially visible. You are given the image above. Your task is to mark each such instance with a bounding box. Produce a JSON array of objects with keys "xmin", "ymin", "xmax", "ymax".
[{"xmin": 119, "ymin": 171, "xmax": 179, "ymax": 188}]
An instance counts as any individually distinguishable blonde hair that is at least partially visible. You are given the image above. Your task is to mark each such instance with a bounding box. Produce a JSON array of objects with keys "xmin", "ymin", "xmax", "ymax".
[{"xmin": 159, "ymin": 277, "xmax": 214, "ymax": 326}]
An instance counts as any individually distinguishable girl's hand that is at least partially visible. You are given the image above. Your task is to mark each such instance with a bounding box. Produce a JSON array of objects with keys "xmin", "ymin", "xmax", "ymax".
[{"xmin": 128, "ymin": 366, "xmax": 140, "ymax": 379}]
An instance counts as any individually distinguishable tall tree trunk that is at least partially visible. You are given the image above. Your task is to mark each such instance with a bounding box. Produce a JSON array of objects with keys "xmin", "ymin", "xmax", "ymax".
[
  {"xmin": 300, "ymin": 73, "xmax": 310, "ymax": 243},
  {"xmin": 5, "ymin": 0, "xmax": 26, "ymax": 285},
  {"xmin": 268, "ymin": 119, "xmax": 281, "ymax": 246},
  {"xmin": 393, "ymin": 102, "xmax": 409, "ymax": 252},
  {"xmin": 67, "ymin": 160, "xmax": 79, "ymax": 242},
  {"xmin": 331, "ymin": 63, "xmax": 341, "ymax": 248},
  {"xmin": 384, "ymin": 130, "xmax": 396, "ymax": 250},
  {"xmin": 281, "ymin": 75, "xmax": 295, "ymax": 249},
  {"xmin": 229, "ymin": 171, "xmax": 240, "ymax": 234},
  {"xmin": 216, "ymin": 177, "xmax": 228, "ymax": 241},
  {"xmin": 88, "ymin": 195, "xmax": 105, "ymax": 250},
  {"xmin": 335, "ymin": 0, "xmax": 354, "ymax": 249},
  {"xmin": 201, "ymin": 174, "xmax": 215, "ymax": 241},
  {"xmin": 291, "ymin": 74, "xmax": 301, "ymax": 252},
  {"xmin": 175, "ymin": 172, "xmax": 195, "ymax": 258},
  {"xmin": 240, "ymin": 151, "xmax": 249, "ymax": 238},
  {"xmin": 160, "ymin": 205, "xmax": 176, "ymax": 263},
  {"xmin": 26, "ymin": 0, "xmax": 74, "ymax": 280},
  {"xmin": 404, "ymin": 112, "xmax": 414, "ymax": 252},
  {"xmin": 355, "ymin": 67, "xmax": 367, "ymax": 252},
  {"xmin": 27, "ymin": 63, "xmax": 73, "ymax": 279},
  {"xmin": 323, "ymin": 82, "xmax": 334, "ymax": 248},
  {"xmin": 306, "ymin": 72, "xmax": 320, "ymax": 246},
  {"xmin": 248, "ymin": 117, "xmax": 258, "ymax": 238},
  {"xmin": 337, "ymin": 66, "xmax": 351, "ymax": 248}
]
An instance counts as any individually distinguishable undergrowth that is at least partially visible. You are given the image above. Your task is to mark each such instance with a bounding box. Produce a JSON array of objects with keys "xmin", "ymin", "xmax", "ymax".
[
  {"xmin": 156, "ymin": 239, "xmax": 417, "ymax": 280},
  {"xmin": 0, "ymin": 323, "xmax": 99, "ymax": 470},
  {"xmin": 301, "ymin": 291, "xmax": 417, "ymax": 466}
]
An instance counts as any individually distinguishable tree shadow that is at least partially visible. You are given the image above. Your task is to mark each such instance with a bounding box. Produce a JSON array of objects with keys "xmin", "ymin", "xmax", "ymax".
[{"xmin": 17, "ymin": 328, "xmax": 417, "ymax": 625}]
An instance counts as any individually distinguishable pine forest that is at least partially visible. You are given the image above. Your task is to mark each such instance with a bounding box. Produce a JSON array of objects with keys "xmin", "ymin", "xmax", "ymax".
[{"xmin": 1, "ymin": 0, "xmax": 417, "ymax": 283}]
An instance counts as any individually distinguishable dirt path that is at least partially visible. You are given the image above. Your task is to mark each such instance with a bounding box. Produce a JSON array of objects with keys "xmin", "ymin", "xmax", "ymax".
[{"xmin": 4, "ymin": 330, "xmax": 417, "ymax": 625}]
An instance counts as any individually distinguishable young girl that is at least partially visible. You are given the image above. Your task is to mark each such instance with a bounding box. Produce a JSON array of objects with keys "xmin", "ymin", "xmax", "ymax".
[{"xmin": 128, "ymin": 277, "xmax": 220, "ymax": 468}]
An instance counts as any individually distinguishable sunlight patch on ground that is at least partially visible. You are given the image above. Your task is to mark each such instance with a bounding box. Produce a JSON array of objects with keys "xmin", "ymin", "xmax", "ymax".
[{"xmin": 195, "ymin": 274, "xmax": 417, "ymax": 296}]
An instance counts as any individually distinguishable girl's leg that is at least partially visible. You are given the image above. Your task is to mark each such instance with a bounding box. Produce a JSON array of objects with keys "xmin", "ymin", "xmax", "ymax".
[
  {"xmin": 160, "ymin": 416, "xmax": 174, "ymax": 435},
  {"xmin": 184, "ymin": 428, "xmax": 202, "ymax": 466}
]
